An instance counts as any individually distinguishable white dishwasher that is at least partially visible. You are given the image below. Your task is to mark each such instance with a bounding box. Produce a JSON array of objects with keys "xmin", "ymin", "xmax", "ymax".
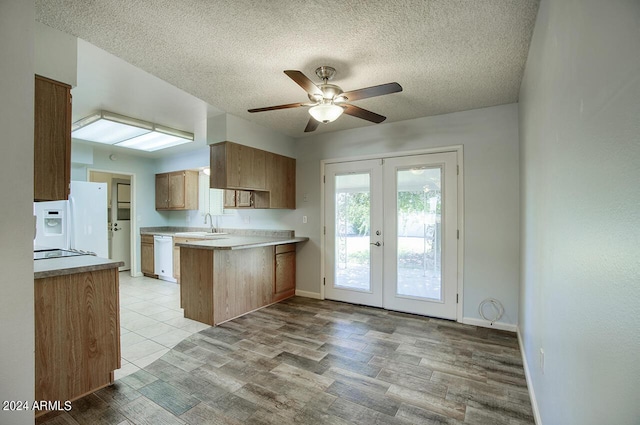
[{"xmin": 154, "ymin": 235, "xmax": 176, "ymax": 282}]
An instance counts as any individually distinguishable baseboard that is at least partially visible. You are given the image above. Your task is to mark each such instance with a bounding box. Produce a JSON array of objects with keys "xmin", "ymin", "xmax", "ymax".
[
  {"xmin": 295, "ymin": 290, "xmax": 322, "ymax": 300},
  {"xmin": 462, "ymin": 317, "xmax": 517, "ymax": 332},
  {"xmin": 517, "ymin": 327, "xmax": 542, "ymax": 425}
]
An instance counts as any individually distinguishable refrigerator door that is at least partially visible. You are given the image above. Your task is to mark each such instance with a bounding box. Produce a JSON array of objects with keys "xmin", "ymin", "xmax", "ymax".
[
  {"xmin": 69, "ymin": 181, "xmax": 109, "ymax": 258},
  {"xmin": 34, "ymin": 200, "xmax": 69, "ymax": 250}
]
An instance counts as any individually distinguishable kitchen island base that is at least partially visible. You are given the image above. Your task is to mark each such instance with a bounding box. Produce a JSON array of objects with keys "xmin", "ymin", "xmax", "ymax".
[{"xmin": 180, "ymin": 245, "xmax": 295, "ymax": 326}]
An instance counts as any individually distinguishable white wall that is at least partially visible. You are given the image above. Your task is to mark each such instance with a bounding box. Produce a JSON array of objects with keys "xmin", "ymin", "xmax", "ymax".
[
  {"xmin": 207, "ymin": 113, "xmax": 296, "ymax": 157},
  {"xmin": 35, "ymin": 21, "xmax": 77, "ymax": 86},
  {"xmin": 294, "ymin": 103, "xmax": 520, "ymax": 326},
  {"xmin": 0, "ymin": 1, "xmax": 35, "ymax": 424},
  {"xmin": 518, "ymin": 1, "xmax": 640, "ymax": 424}
]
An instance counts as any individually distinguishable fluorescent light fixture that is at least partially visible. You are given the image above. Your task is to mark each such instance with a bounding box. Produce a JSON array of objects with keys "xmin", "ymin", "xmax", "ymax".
[
  {"xmin": 71, "ymin": 111, "xmax": 194, "ymax": 152},
  {"xmin": 309, "ymin": 103, "xmax": 344, "ymax": 123}
]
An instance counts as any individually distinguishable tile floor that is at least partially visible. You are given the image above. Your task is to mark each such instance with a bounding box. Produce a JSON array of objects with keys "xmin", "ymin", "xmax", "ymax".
[{"xmin": 117, "ymin": 272, "xmax": 211, "ymax": 380}]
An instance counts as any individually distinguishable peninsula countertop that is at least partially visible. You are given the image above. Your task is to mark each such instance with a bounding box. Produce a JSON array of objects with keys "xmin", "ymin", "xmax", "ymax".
[
  {"xmin": 175, "ymin": 235, "xmax": 308, "ymax": 250},
  {"xmin": 34, "ymin": 255, "xmax": 124, "ymax": 279}
]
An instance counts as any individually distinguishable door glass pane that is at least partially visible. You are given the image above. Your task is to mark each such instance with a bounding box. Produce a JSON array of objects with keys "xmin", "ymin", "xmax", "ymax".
[
  {"xmin": 335, "ymin": 173, "xmax": 371, "ymax": 291},
  {"xmin": 396, "ymin": 167, "xmax": 442, "ymax": 300}
]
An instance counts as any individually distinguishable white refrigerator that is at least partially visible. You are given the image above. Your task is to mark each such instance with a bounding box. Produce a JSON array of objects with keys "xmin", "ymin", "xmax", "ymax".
[{"xmin": 34, "ymin": 181, "xmax": 109, "ymax": 258}]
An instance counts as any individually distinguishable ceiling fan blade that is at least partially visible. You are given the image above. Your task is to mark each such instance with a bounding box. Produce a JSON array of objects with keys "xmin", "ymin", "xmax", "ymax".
[
  {"xmin": 342, "ymin": 82, "xmax": 402, "ymax": 102},
  {"xmin": 343, "ymin": 104, "xmax": 387, "ymax": 123},
  {"xmin": 284, "ymin": 70, "xmax": 323, "ymax": 97},
  {"xmin": 248, "ymin": 102, "xmax": 307, "ymax": 113},
  {"xmin": 304, "ymin": 116, "xmax": 320, "ymax": 133}
]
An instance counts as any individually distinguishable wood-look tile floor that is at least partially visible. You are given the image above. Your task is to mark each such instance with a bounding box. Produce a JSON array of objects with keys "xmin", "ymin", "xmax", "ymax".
[{"xmin": 37, "ymin": 297, "xmax": 534, "ymax": 425}]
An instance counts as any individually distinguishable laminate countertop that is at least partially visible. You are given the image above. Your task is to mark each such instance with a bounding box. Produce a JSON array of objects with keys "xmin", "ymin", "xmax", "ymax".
[
  {"xmin": 34, "ymin": 256, "xmax": 124, "ymax": 279},
  {"xmin": 175, "ymin": 236, "xmax": 308, "ymax": 250}
]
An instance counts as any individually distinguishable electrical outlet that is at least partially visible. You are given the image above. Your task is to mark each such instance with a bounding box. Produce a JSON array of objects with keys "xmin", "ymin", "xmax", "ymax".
[
  {"xmin": 303, "ymin": 216, "xmax": 308, "ymax": 224},
  {"xmin": 242, "ymin": 215, "xmax": 250, "ymax": 224},
  {"xmin": 539, "ymin": 348, "xmax": 545, "ymax": 374}
]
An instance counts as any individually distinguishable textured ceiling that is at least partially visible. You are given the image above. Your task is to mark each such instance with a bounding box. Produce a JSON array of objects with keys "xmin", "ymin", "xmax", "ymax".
[{"xmin": 36, "ymin": 0, "xmax": 539, "ymax": 138}]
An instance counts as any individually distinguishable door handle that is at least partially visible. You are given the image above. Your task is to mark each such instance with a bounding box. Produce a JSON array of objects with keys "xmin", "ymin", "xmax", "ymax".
[{"xmin": 370, "ymin": 241, "xmax": 381, "ymax": 246}]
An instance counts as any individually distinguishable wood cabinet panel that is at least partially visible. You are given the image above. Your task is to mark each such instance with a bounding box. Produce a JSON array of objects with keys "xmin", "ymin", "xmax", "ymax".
[
  {"xmin": 34, "ymin": 75, "xmax": 71, "ymax": 201},
  {"xmin": 155, "ymin": 170, "xmax": 198, "ymax": 210},
  {"xmin": 35, "ymin": 268, "xmax": 120, "ymax": 407},
  {"xmin": 224, "ymin": 190, "xmax": 253, "ymax": 208},
  {"xmin": 141, "ymin": 235, "xmax": 156, "ymax": 277},
  {"xmin": 212, "ymin": 247, "xmax": 273, "ymax": 324},
  {"xmin": 224, "ymin": 190, "xmax": 236, "ymax": 208},
  {"xmin": 155, "ymin": 174, "xmax": 169, "ymax": 209},
  {"xmin": 274, "ymin": 248, "xmax": 296, "ymax": 302},
  {"xmin": 180, "ymin": 246, "xmax": 275, "ymax": 326},
  {"xmin": 210, "ymin": 142, "xmax": 295, "ymax": 209},
  {"xmin": 261, "ymin": 152, "xmax": 296, "ymax": 209},
  {"xmin": 210, "ymin": 142, "xmax": 266, "ymax": 191},
  {"xmin": 181, "ymin": 247, "xmax": 215, "ymax": 326}
]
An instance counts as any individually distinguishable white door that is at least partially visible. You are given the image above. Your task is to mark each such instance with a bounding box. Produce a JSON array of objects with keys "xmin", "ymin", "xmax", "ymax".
[
  {"xmin": 382, "ymin": 153, "xmax": 458, "ymax": 319},
  {"xmin": 324, "ymin": 152, "xmax": 459, "ymax": 320},
  {"xmin": 111, "ymin": 179, "xmax": 131, "ymax": 271},
  {"xmin": 324, "ymin": 160, "xmax": 384, "ymax": 307}
]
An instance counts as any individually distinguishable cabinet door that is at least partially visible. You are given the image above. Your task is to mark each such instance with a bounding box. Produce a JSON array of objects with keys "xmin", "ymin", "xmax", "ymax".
[
  {"xmin": 155, "ymin": 174, "xmax": 169, "ymax": 209},
  {"xmin": 227, "ymin": 142, "xmax": 266, "ymax": 190},
  {"xmin": 34, "ymin": 76, "xmax": 71, "ymax": 201},
  {"xmin": 168, "ymin": 172, "xmax": 186, "ymax": 209},
  {"xmin": 237, "ymin": 190, "xmax": 253, "ymax": 207},
  {"xmin": 141, "ymin": 242, "xmax": 155, "ymax": 275},
  {"xmin": 263, "ymin": 153, "xmax": 296, "ymax": 209},
  {"xmin": 224, "ymin": 190, "xmax": 236, "ymax": 208},
  {"xmin": 274, "ymin": 250, "xmax": 296, "ymax": 301}
]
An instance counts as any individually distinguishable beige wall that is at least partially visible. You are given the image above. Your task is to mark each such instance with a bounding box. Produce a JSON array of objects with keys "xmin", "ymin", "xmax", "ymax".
[
  {"xmin": 0, "ymin": 1, "xmax": 35, "ymax": 424},
  {"xmin": 519, "ymin": 0, "xmax": 640, "ymax": 423}
]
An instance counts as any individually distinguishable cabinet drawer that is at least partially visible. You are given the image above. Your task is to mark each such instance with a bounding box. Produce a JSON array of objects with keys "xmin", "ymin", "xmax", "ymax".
[
  {"xmin": 275, "ymin": 243, "xmax": 296, "ymax": 254},
  {"xmin": 141, "ymin": 234, "xmax": 155, "ymax": 244}
]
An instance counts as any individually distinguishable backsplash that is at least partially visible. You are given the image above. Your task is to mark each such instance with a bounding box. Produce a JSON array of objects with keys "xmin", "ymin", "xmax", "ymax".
[{"xmin": 140, "ymin": 227, "xmax": 295, "ymax": 238}]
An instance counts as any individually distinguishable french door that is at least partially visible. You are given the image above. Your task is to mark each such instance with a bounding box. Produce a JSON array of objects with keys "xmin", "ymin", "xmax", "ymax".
[{"xmin": 324, "ymin": 152, "xmax": 459, "ymax": 320}]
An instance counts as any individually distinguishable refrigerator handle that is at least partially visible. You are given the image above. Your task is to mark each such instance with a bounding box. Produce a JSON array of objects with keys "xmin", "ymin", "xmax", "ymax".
[{"xmin": 68, "ymin": 195, "xmax": 75, "ymax": 250}]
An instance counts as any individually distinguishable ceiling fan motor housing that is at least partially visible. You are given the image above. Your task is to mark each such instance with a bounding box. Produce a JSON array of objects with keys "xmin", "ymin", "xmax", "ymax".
[{"xmin": 308, "ymin": 83, "xmax": 344, "ymax": 103}]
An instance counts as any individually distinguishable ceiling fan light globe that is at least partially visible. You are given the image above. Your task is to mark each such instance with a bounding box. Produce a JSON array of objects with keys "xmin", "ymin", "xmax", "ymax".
[{"xmin": 309, "ymin": 104, "xmax": 343, "ymax": 123}]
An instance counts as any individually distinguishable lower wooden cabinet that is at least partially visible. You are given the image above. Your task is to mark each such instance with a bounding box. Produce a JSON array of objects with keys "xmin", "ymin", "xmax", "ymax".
[
  {"xmin": 274, "ymin": 243, "xmax": 296, "ymax": 302},
  {"xmin": 180, "ymin": 243, "xmax": 297, "ymax": 326},
  {"xmin": 141, "ymin": 234, "xmax": 156, "ymax": 277},
  {"xmin": 35, "ymin": 267, "xmax": 120, "ymax": 412}
]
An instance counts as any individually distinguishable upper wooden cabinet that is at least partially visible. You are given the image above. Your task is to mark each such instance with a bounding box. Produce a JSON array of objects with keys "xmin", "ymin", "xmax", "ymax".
[
  {"xmin": 155, "ymin": 170, "xmax": 198, "ymax": 210},
  {"xmin": 210, "ymin": 142, "xmax": 295, "ymax": 209},
  {"xmin": 210, "ymin": 141, "xmax": 266, "ymax": 190},
  {"xmin": 34, "ymin": 75, "xmax": 72, "ymax": 201}
]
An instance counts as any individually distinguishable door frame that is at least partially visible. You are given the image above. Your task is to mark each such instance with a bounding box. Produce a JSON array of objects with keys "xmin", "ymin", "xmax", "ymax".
[
  {"xmin": 87, "ymin": 168, "xmax": 138, "ymax": 277},
  {"xmin": 320, "ymin": 145, "xmax": 465, "ymax": 322}
]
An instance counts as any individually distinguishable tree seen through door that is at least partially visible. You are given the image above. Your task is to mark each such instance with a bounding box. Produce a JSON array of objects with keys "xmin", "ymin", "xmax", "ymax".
[{"xmin": 335, "ymin": 167, "xmax": 442, "ymax": 299}]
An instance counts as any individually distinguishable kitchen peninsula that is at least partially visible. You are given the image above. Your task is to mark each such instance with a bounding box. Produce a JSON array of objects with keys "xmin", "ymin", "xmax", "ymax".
[
  {"xmin": 145, "ymin": 229, "xmax": 307, "ymax": 326},
  {"xmin": 34, "ymin": 255, "xmax": 123, "ymax": 414}
]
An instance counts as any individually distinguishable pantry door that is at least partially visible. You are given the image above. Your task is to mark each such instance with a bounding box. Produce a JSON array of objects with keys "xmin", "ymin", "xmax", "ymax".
[{"xmin": 324, "ymin": 152, "xmax": 459, "ymax": 320}]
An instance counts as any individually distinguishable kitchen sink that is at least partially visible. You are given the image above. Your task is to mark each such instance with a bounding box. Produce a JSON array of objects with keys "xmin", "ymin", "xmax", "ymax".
[{"xmin": 174, "ymin": 231, "xmax": 227, "ymax": 238}]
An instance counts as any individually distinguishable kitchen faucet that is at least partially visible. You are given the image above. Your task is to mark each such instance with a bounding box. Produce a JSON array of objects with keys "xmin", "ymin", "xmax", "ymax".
[{"xmin": 204, "ymin": 213, "xmax": 215, "ymax": 232}]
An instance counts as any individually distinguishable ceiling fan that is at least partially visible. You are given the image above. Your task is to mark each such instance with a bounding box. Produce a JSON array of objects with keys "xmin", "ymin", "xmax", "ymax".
[{"xmin": 248, "ymin": 66, "xmax": 402, "ymax": 132}]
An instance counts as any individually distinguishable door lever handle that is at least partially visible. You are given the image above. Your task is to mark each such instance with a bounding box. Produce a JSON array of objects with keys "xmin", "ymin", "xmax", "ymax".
[{"xmin": 370, "ymin": 241, "xmax": 381, "ymax": 246}]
